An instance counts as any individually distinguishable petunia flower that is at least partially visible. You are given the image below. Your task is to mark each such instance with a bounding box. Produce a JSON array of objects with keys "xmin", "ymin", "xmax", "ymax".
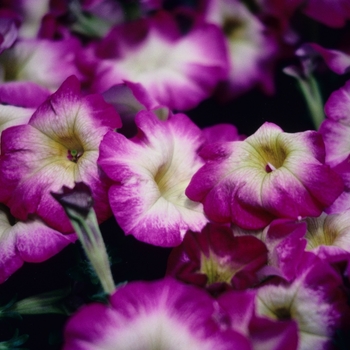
[
  {"xmin": 166, "ymin": 223, "xmax": 268, "ymax": 292},
  {"xmin": 63, "ymin": 278, "xmax": 251, "ymax": 350},
  {"xmin": 98, "ymin": 110, "xmax": 208, "ymax": 247},
  {"xmin": 186, "ymin": 122, "xmax": 344, "ymax": 230},
  {"xmin": 0, "ymin": 75, "xmax": 122, "ymax": 233},
  {"xmin": 0, "ymin": 204, "xmax": 76, "ymax": 283},
  {"xmin": 203, "ymin": 0, "xmax": 278, "ymax": 98},
  {"xmin": 0, "ymin": 37, "xmax": 84, "ymax": 91},
  {"xmin": 217, "ymin": 289, "xmax": 299, "ymax": 350},
  {"xmin": 304, "ymin": 211, "xmax": 350, "ymax": 260},
  {"xmin": 90, "ymin": 11, "xmax": 229, "ymax": 110},
  {"xmin": 255, "ymin": 253, "xmax": 349, "ymax": 350}
]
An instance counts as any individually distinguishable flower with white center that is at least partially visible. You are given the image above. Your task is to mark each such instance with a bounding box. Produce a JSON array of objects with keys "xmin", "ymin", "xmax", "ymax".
[
  {"xmin": 186, "ymin": 122, "xmax": 344, "ymax": 230},
  {"xmin": 0, "ymin": 37, "xmax": 83, "ymax": 90},
  {"xmin": 218, "ymin": 289, "xmax": 299, "ymax": 350},
  {"xmin": 0, "ymin": 75, "xmax": 122, "ymax": 233},
  {"xmin": 63, "ymin": 278, "xmax": 251, "ymax": 350},
  {"xmin": 204, "ymin": 0, "xmax": 277, "ymax": 98},
  {"xmin": 98, "ymin": 110, "xmax": 208, "ymax": 247},
  {"xmin": 256, "ymin": 254, "xmax": 347, "ymax": 350},
  {"xmin": 304, "ymin": 211, "xmax": 350, "ymax": 258},
  {"xmin": 91, "ymin": 11, "xmax": 229, "ymax": 110}
]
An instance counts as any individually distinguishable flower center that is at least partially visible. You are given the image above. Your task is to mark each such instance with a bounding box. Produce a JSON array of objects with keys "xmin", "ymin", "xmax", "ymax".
[
  {"xmin": 154, "ymin": 164, "xmax": 171, "ymax": 194},
  {"xmin": 223, "ymin": 18, "xmax": 246, "ymax": 40},
  {"xmin": 200, "ymin": 252, "xmax": 237, "ymax": 285},
  {"xmin": 259, "ymin": 141, "xmax": 287, "ymax": 173},
  {"xmin": 305, "ymin": 215, "xmax": 339, "ymax": 249},
  {"xmin": 67, "ymin": 148, "xmax": 84, "ymax": 163},
  {"xmin": 274, "ymin": 307, "xmax": 292, "ymax": 321}
]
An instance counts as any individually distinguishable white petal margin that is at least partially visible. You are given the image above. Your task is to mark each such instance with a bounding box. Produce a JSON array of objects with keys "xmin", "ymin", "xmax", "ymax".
[{"xmin": 98, "ymin": 111, "xmax": 208, "ymax": 247}]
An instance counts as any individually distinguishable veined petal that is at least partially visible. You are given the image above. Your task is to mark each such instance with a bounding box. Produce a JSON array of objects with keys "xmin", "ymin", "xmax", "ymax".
[
  {"xmin": 0, "ymin": 76, "xmax": 121, "ymax": 232},
  {"xmin": 256, "ymin": 254, "xmax": 347, "ymax": 350},
  {"xmin": 187, "ymin": 122, "xmax": 343, "ymax": 229},
  {"xmin": 99, "ymin": 111, "xmax": 208, "ymax": 247}
]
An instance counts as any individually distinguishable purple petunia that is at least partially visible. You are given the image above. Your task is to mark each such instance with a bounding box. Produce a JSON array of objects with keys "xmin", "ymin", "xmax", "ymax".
[
  {"xmin": 186, "ymin": 122, "xmax": 344, "ymax": 229},
  {"xmin": 0, "ymin": 75, "xmax": 121, "ymax": 233},
  {"xmin": 98, "ymin": 110, "xmax": 208, "ymax": 247},
  {"xmin": 63, "ymin": 278, "xmax": 251, "ymax": 350}
]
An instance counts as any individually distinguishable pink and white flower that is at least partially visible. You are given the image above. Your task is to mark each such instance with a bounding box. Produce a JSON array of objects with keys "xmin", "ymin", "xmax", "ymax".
[
  {"xmin": 203, "ymin": 0, "xmax": 277, "ymax": 98},
  {"xmin": 255, "ymin": 254, "xmax": 348, "ymax": 350},
  {"xmin": 0, "ymin": 75, "xmax": 121, "ymax": 233},
  {"xmin": 186, "ymin": 122, "xmax": 344, "ymax": 229},
  {"xmin": 0, "ymin": 204, "xmax": 76, "ymax": 283},
  {"xmin": 98, "ymin": 110, "xmax": 208, "ymax": 247},
  {"xmin": 63, "ymin": 278, "xmax": 251, "ymax": 350},
  {"xmin": 304, "ymin": 211, "xmax": 350, "ymax": 259},
  {"xmin": 0, "ymin": 37, "xmax": 83, "ymax": 91},
  {"xmin": 218, "ymin": 289, "xmax": 299, "ymax": 350},
  {"xmin": 90, "ymin": 11, "xmax": 229, "ymax": 110}
]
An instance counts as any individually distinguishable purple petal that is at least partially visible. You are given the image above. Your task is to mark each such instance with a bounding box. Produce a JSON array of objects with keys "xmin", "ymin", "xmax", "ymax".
[{"xmin": 64, "ymin": 278, "xmax": 251, "ymax": 350}]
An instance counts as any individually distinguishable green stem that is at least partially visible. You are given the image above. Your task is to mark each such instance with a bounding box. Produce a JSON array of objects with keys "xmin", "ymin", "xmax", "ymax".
[
  {"xmin": 296, "ymin": 74, "xmax": 324, "ymax": 129},
  {"xmin": 67, "ymin": 208, "xmax": 115, "ymax": 295}
]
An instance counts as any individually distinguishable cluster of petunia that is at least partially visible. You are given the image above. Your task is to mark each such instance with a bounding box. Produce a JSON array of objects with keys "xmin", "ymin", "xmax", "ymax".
[{"xmin": 1, "ymin": 0, "xmax": 350, "ymax": 349}]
